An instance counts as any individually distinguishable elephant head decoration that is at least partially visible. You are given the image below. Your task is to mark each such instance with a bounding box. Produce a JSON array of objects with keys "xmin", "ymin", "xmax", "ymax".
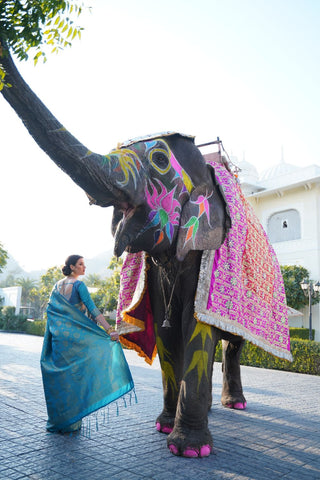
[
  {"xmin": 0, "ymin": 44, "xmax": 292, "ymax": 458},
  {"xmin": 94, "ymin": 134, "xmax": 230, "ymax": 260}
]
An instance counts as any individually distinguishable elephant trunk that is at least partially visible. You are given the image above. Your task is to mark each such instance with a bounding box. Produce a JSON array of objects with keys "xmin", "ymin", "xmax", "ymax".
[{"xmin": 0, "ymin": 42, "xmax": 126, "ymax": 208}]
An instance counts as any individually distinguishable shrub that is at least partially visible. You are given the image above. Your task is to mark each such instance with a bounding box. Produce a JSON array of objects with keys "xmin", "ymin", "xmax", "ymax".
[
  {"xmin": 0, "ymin": 306, "xmax": 28, "ymax": 331},
  {"xmin": 289, "ymin": 327, "xmax": 315, "ymax": 340},
  {"xmin": 215, "ymin": 339, "xmax": 320, "ymax": 375},
  {"xmin": 25, "ymin": 319, "xmax": 47, "ymax": 336}
]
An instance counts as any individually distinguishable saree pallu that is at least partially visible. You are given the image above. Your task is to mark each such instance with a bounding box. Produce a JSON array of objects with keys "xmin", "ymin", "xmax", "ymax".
[{"xmin": 41, "ymin": 290, "xmax": 134, "ymax": 433}]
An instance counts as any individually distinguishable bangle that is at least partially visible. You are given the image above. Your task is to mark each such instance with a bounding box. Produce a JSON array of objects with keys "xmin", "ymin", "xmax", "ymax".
[{"xmin": 107, "ymin": 327, "xmax": 115, "ymax": 335}]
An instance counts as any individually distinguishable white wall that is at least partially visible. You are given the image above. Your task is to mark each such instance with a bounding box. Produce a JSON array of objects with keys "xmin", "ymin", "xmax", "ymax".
[
  {"xmin": 0, "ymin": 286, "xmax": 22, "ymax": 315},
  {"xmin": 247, "ymin": 182, "xmax": 320, "ymax": 341}
]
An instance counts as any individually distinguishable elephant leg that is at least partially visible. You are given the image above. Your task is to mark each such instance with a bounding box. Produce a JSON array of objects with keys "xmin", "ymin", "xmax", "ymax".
[
  {"xmin": 155, "ymin": 320, "xmax": 184, "ymax": 435},
  {"xmin": 147, "ymin": 264, "xmax": 184, "ymax": 435},
  {"xmin": 221, "ymin": 337, "xmax": 247, "ymax": 409},
  {"xmin": 167, "ymin": 320, "xmax": 220, "ymax": 458}
]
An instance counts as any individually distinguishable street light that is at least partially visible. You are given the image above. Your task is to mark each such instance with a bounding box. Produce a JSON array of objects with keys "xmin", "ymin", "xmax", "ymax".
[{"xmin": 300, "ymin": 279, "xmax": 320, "ymax": 340}]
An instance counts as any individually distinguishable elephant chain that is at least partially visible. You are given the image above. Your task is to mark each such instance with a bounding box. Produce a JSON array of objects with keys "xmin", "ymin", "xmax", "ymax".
[{"xmin": 159, "ymin": 264, "xmax": 181, "ymax": 329}]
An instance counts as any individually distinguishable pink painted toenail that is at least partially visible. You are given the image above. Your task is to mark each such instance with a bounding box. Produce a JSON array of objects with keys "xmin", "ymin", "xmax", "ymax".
[
  {"xmin": 183, "ymin": 448, "xmax": 200, "ymax": 458},
  {"xmin": 169, "ymin": 444, "xmax": 179, "ymax": 455},
  {"xmin": 162, "ymin": 426, "xmax": 173, "ymax": 434},
  {"xmin": 200, "ymin": 445, "xmax": 211, "ymax": 457},
  {"xmin": 156, "ymin": 422, "xmax": 173, "ymax": 434},
  {"xmin": 225, "ymin": 403, "xmax": 233, "ymax": 408},
  {"xmin": 234, "ymin": 402, "xmax": 247, "ymax": 410}
]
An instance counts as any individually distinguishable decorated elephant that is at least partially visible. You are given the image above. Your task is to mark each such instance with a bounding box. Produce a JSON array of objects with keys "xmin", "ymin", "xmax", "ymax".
[{"xmin": 0, "ymin": 45, "xmax": 292, "ymax": 458}]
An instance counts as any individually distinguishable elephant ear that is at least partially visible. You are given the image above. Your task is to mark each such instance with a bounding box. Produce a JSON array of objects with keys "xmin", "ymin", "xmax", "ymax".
[{"xmin": 176, "ymin": 163, "xmax": 231, "ymax": 261}]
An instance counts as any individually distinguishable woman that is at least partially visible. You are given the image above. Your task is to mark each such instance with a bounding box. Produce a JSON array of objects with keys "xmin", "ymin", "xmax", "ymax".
[{"xmin": 41, "ymin": 255, "xmax": 134, "ymax": 434}]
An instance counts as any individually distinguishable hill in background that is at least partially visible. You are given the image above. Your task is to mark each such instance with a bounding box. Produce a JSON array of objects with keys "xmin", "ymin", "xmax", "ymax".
[{"xmin": 0, "ymin": 250, "xmax": 114, "ymax": 282}]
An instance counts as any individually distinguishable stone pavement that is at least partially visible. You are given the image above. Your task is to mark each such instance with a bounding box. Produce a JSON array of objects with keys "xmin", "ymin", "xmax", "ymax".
[{"xmin": 0, "ymin": 332, "xmax": 319, "ymax": 480}]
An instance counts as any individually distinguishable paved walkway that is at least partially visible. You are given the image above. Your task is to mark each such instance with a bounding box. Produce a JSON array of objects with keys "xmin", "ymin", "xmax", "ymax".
[{"xmin": 0, "ymin": 332, "xmax": 319, "ymax": 480}]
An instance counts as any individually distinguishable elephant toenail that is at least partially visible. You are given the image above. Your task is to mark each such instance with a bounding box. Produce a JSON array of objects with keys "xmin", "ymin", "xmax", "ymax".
[
  {"xmin": 200, "ymin": 445, "xmax": 212, "ymax": 457},
  {"xmin": 183, "ymin": 448, "xmax": 200, "ymax": 458},
  {"xmin": 234, "ymin": 402, "xmax": 247, "ymax": 410},
  {"xmin": 156, "ymin": 422, "xmax": 173, "ymax": 434},
  {"xmin": 169, "ymin": 444, "xmax": 179, "ymax": 455},
  {"xmin": 162, "ymin": 426, "xmax": 173, "ymax": 434}
]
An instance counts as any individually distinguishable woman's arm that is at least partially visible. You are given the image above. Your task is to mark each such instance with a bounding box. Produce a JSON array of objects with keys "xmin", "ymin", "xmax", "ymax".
[{"xmin": 78, "ymin": 282, "xmax": 119, "ymax": 341}]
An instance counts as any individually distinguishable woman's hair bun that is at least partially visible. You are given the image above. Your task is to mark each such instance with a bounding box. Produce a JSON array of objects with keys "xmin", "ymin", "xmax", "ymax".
[
  {"xmin": 62, "ymin": 254, "xmax": 82, "ymax": 276},
  {"xmin": 62, "ymin": 265, "xmax": 71, "ymax": 276}
]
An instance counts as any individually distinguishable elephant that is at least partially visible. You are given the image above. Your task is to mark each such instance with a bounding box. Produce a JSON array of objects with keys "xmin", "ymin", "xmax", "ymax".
[{"xmin": 0, "ymin": 43, "xmax": 292, "ymax": 458}]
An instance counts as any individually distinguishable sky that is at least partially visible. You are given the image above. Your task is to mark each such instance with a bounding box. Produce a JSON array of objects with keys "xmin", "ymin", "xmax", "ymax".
[{"xmin": 1, "ymin": 0, "xmax": 320, "ymax": 272}]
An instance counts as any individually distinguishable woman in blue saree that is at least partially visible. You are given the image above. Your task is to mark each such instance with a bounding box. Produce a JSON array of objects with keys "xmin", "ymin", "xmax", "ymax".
[{"xmin": 41, "ymin": 255, "xmax": 134, "ymax": 433}]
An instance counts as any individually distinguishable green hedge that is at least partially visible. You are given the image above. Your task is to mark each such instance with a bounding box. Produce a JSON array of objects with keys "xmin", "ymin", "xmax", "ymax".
[
  {"xmin": 1, "ymin": 311, "xmax": 319, "ymax": 375},
  {"xmin": 289, "ymin": 327, "xmax": 315, "ymax": 340},
  {"xmin": 215, "ymin": 339, "xmax": 320, "ymax": 376},
  {"xmin": 0, "ymin": 306, "xmax": 28, "ymax": 331},
  {"xmin": 25, "ymin": 320, "xmax": 47, "ymax": 336}
]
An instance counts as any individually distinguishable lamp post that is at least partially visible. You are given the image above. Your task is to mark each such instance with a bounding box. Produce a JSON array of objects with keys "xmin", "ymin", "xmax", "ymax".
[{"xmin": 300, "ymin": 279, "xmax": 320, "ymax": 340}]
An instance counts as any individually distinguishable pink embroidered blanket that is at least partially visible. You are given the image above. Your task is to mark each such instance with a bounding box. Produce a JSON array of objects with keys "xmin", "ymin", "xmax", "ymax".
[{"xmin": 116, "ymin": 160, "xmax": 293, "ymax": 363}]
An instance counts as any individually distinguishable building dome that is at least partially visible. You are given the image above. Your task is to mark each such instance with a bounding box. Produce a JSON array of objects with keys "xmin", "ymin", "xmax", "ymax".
[
  {"xmin": 235, "ymin": 157, "xmax": 259, "ymax": 185},
  {"xmin": 260, "ymin": 160, "xmax": 300, "ymax": 182}
]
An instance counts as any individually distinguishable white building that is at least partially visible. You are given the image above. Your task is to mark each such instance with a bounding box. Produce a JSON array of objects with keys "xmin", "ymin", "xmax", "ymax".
[
  {"xmin": 237, "ymin": 156, "xmax": 320, "ymax": 340},
  {"xmin": 0, "ymin": 286, "xmax": 22, "ymax": 315}
]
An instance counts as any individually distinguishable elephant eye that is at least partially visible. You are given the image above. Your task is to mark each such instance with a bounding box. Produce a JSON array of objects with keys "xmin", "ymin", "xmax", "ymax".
[{"xmin": 150, "ymin": 150, "xmax": 170, "ymax": 174}]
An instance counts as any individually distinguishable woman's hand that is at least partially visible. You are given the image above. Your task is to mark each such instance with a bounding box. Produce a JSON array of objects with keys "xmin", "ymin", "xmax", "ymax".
[
  {"xmin": 96, "ymin": 314, "xmax": 119, "ymax": 341},
  {"xmin": 109, "ymin": 330, "xmax": 119, "ymax": 342}
]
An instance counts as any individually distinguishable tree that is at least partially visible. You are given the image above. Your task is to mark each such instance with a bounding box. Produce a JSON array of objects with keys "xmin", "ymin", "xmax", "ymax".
[
  {"xmin": 86, "ymin": 274, "xmax": 104, "ymax": 288},
  {"xmin": 16, "ymin": 277, "xmax": 38, "ymax": 305},
  {"xmin": 91, "ymin": 257, "xmax": 123, "ymax": 314},
  {"xmin": 0, "ymin": 1, "xmax": 84, "ymax": 61},
  {"xmin": 0, "ymin": 0, "xmax": 85, "ymax": 90},
  {"xmin": 0, "ymin": 242, "xmax": 8, "ymax": 273},
  {"xmin": 31, "ymin": 265, "xmax": 61, "ymax": 318},
  {"xmin": 0, "ymin": 273, "xmax": 15, "ymax": 287},
  {"xmin": 281, "ymin": 265, "xmax": 320, "ymax": 311}
]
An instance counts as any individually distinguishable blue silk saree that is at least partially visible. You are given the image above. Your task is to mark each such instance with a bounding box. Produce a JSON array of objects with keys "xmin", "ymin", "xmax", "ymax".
[{"xmin": 41, "ymin": 290, "xmax": 134, "ymax": 433}]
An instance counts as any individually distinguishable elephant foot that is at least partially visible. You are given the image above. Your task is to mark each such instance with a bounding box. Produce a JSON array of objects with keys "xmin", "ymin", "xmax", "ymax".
[
  {"xmin": 167, "ymin": 425, "xmax": 213, "ymax": 458},
  {"xmin": 221, "ymin": 392, "xmax": 247, "ymax": 410},
  {"xmin": 156, "ymin": 411, "xmax": 175, "ymax": 435},
  {"xmin": 224, "ymin": 401, "xmax": 247, "ymax": 410}
]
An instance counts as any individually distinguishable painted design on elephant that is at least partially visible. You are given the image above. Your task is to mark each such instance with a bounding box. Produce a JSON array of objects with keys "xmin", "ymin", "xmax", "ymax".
[
  {"xmin": 169, "ymin": 150, "xmax": 193, "ymax": 194},
  {"xmin": 144, "ymin": 140, "xmax": 193, "ymax": 193},
  {"xmin": 156, "ymin": 334, "xmax": 178, "ymax": 396},
  {"xmin": 144, "ymin": 179, "xmax": 181, "ymax": 246},
  {"xmin": 181, "ymin": 191, "xmax": 213, "ymax": 247},
  {"xmin": 186, "ymin": 322, "xmax": 213, "ymax": 390},
  {"xmin": 102, "ymin": 148, "xmax": 142, "ymax": 188}
]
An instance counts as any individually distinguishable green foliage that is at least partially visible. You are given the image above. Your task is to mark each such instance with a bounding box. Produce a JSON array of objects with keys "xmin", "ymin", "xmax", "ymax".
[
  {"xmin": 0, "ymin": 241, "xmax": 8, "ymax": 273},
  {"xmin": 289, "ymin": 328, "xmax": 315, "ymax": 340},
  {"xmin": 0, "ymin": 0, "xmax": 84, "ymax": 63},
  {"xmin": 16, "ymin": 277, "xmax": 38, "ymax": 305},
  {"xmin": 0, "ymin": 305, "xmax": 27, "ymax": 331},
  {"xmin": 86, "ymin": 274, "xmax": 104, "ymax": 288},
  {"xmin": 0, "ymin": 0, "xmax": 85, "ymax": 90},
  {"xmin": 215, "ymin": 338, "xmax": 320, "ymax": 375},
  {"xmin": 280, "ymin": 265, "xmax": 320, "ymax": 310},
  {"xmin": 91, "ymin": 256, "xmax": 123, "ymax": 313},
  {"xmin": 34, "ymin": 266, "xmax": 61, "ymax": 318},
  {"xmin": 25, "ymin": 319, "xmax": 47, "ymax": 336},
  {"xmin": 0, "ymin": 273, "xmax": 16, "ymax": 287}
]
